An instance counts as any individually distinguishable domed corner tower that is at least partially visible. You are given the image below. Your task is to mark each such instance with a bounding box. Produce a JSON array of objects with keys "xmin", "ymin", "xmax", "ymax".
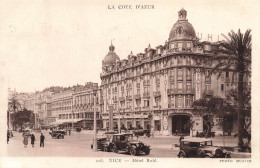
[
  {"xmin": 168, "ymin": 8, "xmax": 197, "ymax": 52},
  {"xmin": 102, "ymin": 42, "xmax": 120, "ymax": 72}
]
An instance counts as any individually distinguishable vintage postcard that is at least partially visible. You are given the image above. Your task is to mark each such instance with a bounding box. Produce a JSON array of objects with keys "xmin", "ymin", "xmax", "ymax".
[{"xmin": 0, "ymin": 0, "xmax": 259, "ymax": 168}]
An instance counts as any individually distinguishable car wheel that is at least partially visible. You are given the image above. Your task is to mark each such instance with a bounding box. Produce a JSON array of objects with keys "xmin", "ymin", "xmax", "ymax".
[
  {"xmin": 112, "ymin": 146, "xmax": 118, "ymax": 153},
  {"xmin": 103, "ymin": 146, "xmax": 109, "ymax": 152},
  {"xmin": 225, "ymin": 154, "xmax": 231, "ymax": 158},
  {"xmin": 179, "ymin": 152, "xmax": 186, "ymax": 158},
  {"xmin": 145, "ymin": 148, "xmax": 150, "ymax": 155},
  {"xmin": 130, "ymin": 148, "xmax": 137, "ymax": 156}
]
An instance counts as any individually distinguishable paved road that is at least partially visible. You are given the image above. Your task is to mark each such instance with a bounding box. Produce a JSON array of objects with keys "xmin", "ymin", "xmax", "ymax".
[{"xmin": 5, "ymin": 130, "xmax": 250, "ymax": 158}]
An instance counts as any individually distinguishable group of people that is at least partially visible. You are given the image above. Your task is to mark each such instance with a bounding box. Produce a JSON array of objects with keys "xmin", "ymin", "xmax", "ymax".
[{"xmin": 22, "ymin": 133, "xmax": 45, "ymax": 148}]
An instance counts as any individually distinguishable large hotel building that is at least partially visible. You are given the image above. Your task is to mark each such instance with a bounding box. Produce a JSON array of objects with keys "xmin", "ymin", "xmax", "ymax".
[
  {"xmin": 99, "ymin": 8, "xmax": 250, "ymax": 135},
  {"xmin": 8, "ymin": 9, "xmax": 250, "ymax": 136}
]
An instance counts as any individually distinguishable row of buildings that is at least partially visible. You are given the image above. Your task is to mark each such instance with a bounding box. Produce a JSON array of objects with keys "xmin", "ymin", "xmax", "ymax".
[{"xmin": 8, "ymin": 9, "xmax": 250, "ymax": 135}]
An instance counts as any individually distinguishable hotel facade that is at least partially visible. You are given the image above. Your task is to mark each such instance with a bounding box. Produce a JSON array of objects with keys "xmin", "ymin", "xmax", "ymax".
[{"xmin": 99, "ymin": 9, "xmax": 250, "ymax": 135}]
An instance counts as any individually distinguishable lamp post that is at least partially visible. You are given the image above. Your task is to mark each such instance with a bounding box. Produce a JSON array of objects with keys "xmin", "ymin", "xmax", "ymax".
[{"xmin": 93, "ymin": 84, "xmax": 98, "ymax": 151}]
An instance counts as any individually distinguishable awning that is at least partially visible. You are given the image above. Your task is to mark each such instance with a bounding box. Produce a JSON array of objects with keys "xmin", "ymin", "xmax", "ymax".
[{"xmin": 54, "ymin": 119, "xmax": 82, "ymax": 125}]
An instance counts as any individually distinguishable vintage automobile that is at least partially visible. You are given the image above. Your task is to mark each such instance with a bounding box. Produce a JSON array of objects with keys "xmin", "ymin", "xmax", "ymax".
[
  {"xmin": 177, "ymin": 138, "xmax": 231, "ymax": 158},
  {"xmin": 133, "ymin": 129, "xmax": 151, "ymax": 137},
  {"xmin": 23, "ymin": 129, "xmax": 32, "ymax": 136},
  {"xmin": 110, "ymin": 133, "xmax": 151, "ymax": 156},
  {"xmin": 90, "ymin": 131, "xmax": 118, "ymax": 151},
  {"xmin": 50, "ymin": 130, "xmax": 65, "ymax": 139}
]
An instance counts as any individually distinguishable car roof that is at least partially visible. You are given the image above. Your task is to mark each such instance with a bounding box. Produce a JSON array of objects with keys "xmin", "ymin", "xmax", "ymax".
[{"xmin": 181, "ymin": 138, "xmax": 213, "ymax": 142}]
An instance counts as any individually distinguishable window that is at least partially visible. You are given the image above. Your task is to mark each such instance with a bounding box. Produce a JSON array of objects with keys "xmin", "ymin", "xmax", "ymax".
[
  {"xmin": 170, "ymin": 43, "xmax": 175, "ymax": 49},
  {"xmin": 186, "ymin": 68, "xmax": 191, "ymax": 78},
  {"xmin": 170, "ymin": 82, "xmax": 174, "ymax": 89},
  {"xmin": 178, "ymin": 68, "xmax": 183, "ymax": 79},
  {"xmin": 186, "ymin": 82, "xmax": 191, "ymax": 91},
  {"xmin": 226, "ymin": 71, "xmax": 229, "ymax": 78},
  {"xmin": 178, "ymin": 97, "xmax": 183, "ymax": 108},
  {"xmin": 169, "ymin": 96, "xmax": 174, "ymax": 107},
  {"xmin": 206, "ymin": 84, "xmax": 211, "ymax": 91},
  {"xmin": 177, "ymin": 56, "xmax": 183, "ymax": 64},
  {"xmin": 226, "ymin": 84, "xmax": 229, "ymax": 91},
  {"xmin": 137, "ymin": 88, "xmax": 140, "ymax": 95},
  {"xmin": 156, "ymin": 84, "xmax": 160, "ymax": 92},
  {"xmin": 144, "ymin": 100, "xmax": 150, "ymax": 107},
  {"xmin": 186, "ymin": 96, "xmax": 192, "ymax": 107},
  {"xmin": 221, "ymin": 84, "xmax": 224, "ymax": 91},
  {"xmin": 178, "ymin": 82, "xmax": 183, "ymax": 91},
  {"xmin": 144, "ymin": 87, "xmax": 149, "ymax": 94},
  {"xmin": 155, "ymin": 97, "xmax": 160, "ymax": 106},
  {"xmin": 187, "ymin": 42, "xmax": 191, "ymax": 48},
  {"xmin": 136, "ymin": 100, "xmax": 141, "ymax": 107},
  {"xmin": 178, "ymin": 42, "xmax": 183, "ymax": 51}
]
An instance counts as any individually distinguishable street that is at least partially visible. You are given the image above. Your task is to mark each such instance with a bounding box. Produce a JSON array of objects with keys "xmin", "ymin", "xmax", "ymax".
[{"xmin": 6, "ymin": 130, "xmax": 250, "ymax": 158}]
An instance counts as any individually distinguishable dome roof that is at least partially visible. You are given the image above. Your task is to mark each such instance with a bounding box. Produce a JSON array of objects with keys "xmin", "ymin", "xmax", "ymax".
[
  {"xmin": 102, "ymin": 43, "xmax": 120, "ymax": 67},
  {"xmin": 169, "ymin": 8, "xmax": 196, "ymax": 41}
]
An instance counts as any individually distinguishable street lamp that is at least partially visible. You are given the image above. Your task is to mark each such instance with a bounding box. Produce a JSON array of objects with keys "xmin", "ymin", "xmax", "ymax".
[{"xmin": 93, "ymin": 84, "xmax": 98, "ymax": 151}]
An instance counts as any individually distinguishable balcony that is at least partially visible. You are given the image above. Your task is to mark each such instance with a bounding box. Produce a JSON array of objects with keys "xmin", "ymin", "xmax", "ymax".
[
  {"xmin": 119, "ymin": 97, "xmax": 125, "ymax": 102},
  {"xmin": 135, "ymin": 107, "xmax": 141, "ymax": 111},
  {"xmin": 125, "ymin": 107, "xmax": 132, "ymax": 111},
  {"xmin": 134, "ymin": 94, "xmax": 141, "ymax": 100},
  {"xmin": 167, "ymin": 88, "xmax": 178, "ymax": 95},
  {"xmin": 126, "ymin": 95, "xmax": 132, "ymax": 101},
  {"xmin": 167, "ymin": 88, "xmax": 195, "ymax": 95},
  {"xmin": 143, "ymin": 80, "xmax": 150, "ymax": 86},
  {"xmin": 153, "ymin": 91, "xmax": 161, "ymax": 97},
  {"xmin": 143, "ymin": 106, "xmax": 150, "ymax": 109},
  {"xmin": 204, "ymin": 89, "xmax": 214, "ymax": 95},
  {"xmin": 143, "ymin": 92, "xmax": 150, "ymax": 99},
  {"xmin": 119, "ymin": 108, "xmax": 125, "ymax": 112},
  {"xmin": 153, "ymin": 105, "xmax": 161, "ymax": 109}
]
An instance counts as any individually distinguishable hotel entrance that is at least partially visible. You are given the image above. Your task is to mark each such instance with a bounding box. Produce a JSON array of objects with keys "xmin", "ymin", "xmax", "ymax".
[{"xmin": 172, "ymin": 115, "xmax": 190, "ymax": 135}]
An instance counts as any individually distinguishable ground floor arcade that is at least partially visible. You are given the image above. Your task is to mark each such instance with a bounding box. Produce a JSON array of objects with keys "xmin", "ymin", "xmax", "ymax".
[{"xmin": 101, "ymin": 109, "xmax": 238, "ymax": 136}]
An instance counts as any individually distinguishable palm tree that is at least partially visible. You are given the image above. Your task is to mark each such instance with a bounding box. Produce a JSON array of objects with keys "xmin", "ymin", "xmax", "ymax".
[
  {"xmin": 210, "ymin": 29, "xmax": 251, "ymax": 148},
  {"xmin": 8, "ymin": 96, "xmax": 21, "ymax": 130}
]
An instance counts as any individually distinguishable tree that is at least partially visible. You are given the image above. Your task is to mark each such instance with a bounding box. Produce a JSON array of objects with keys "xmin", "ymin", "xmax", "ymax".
[
  {"xmin": 227, "ymin": 85, "xmax": 251, "ymax": 137},
  {"xmin": 12, "ymin": 108, "xmax": 34, "ymax": 131},
  {"xmin": 209, "ymin": 29, "xmax": 251, "ymax": 147},
  {"xmin": 7, "ymin": 96, "xmax": 21, "ymax": 130},
  {"xmin": 193, "ymin": 96, "xmax": 235, "ymax": 138}
]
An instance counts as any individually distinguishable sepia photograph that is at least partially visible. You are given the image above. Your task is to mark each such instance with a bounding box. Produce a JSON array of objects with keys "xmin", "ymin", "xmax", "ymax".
[{"xmin": 0, "ymin": 0, "xmax": 259, "ymax": 168}]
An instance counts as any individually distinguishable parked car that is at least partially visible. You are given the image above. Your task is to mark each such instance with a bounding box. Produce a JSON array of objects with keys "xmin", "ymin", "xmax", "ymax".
[
  {"xmin": 110, "ymin": 133, "xmax": 151, "ymax": 156},
  {"xmin": 177, "ymin": 138, "xmax": 231, "ymax": 158},
  {"xmin": 90, "ymin": 131, "xmax": 118, "ymax": 151},
  {"xmin": 133, "ymin": 129, "xmax": 150, "ymax": 137},
  {"xmin": 23, "ymin": 129, "xmax": 32, "ymax": 136},
  {"xmin": 50, "ymin": 130, "xmax": 65, "ymax": 139}
]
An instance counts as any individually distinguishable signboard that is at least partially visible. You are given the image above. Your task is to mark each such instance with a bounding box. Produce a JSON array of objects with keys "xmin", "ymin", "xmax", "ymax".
[{"xmin": 195, "ymin": 68, "xmax": 201, "ymax": 100}]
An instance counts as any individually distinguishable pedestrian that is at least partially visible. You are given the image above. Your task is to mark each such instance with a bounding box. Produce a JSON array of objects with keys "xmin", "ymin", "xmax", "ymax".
[
  {"xmin": 31, "ymin": 133, "xmax": 36, "ymax": 147},
  {"xmin": 179, "ymin": 135, "xmax": 184, "ymax": 143},
  {"xmin": 23, "ymin": 134, "xmax": 29, "ymax": 147},
  {"xmin": 247, "ymin": 131, "xmax": 251, "ymax": 144},
  {"xmin": 7, "ymin": 131, "xmax": 10, "ymax": 144},
  {"xmin": 69, "ymin": 129, "xmax": 71, "ymax": 136},
  {"xmin": 40, "ymin": 133, "xmax": 45, "ymax": 147}
]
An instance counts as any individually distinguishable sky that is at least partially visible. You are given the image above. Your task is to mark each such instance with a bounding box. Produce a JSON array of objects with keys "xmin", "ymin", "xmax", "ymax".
[{"xmin": 0, "ymin": 0, "xmax": 259, "ymax": 93}]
